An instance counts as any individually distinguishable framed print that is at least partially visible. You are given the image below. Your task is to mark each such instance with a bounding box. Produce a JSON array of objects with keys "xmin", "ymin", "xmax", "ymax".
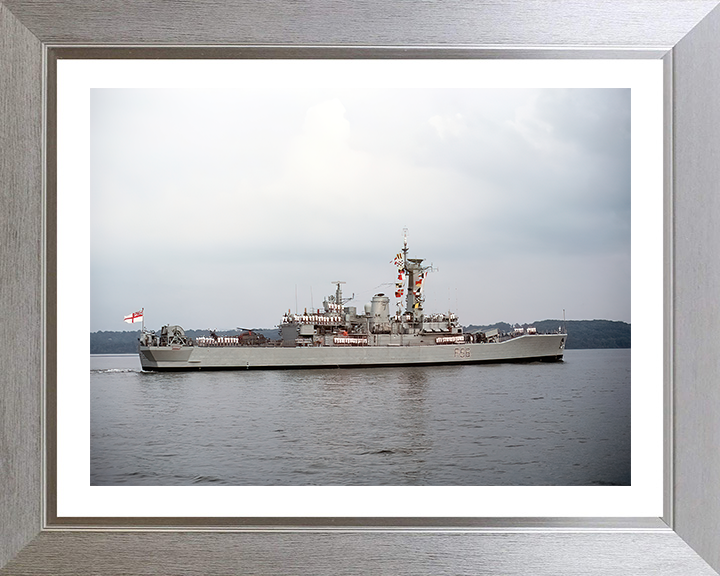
[{"xmin": 2, "ymin": 1, "xmax": 720, "ymax": 575}]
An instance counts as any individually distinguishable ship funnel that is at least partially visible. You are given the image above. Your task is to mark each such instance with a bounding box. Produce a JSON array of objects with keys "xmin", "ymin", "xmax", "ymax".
[{"xmin": 369, "ymin": 294, "xmax": 390, "ymax": 333}]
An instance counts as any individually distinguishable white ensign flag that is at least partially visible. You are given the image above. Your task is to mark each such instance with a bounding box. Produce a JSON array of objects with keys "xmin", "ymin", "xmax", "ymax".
[{"xmin": 124, "ymin": 310, "xmax": 143, "ymax": 324}]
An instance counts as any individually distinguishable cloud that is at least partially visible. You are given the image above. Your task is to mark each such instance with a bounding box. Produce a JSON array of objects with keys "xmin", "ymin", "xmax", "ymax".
[
  {"xmin": 302, "ymin": 98, "xmax": 351, "ymax": 144},
  {"xmin": 91, "ymin": 87, "xmax": 631, "ymax": 331},
  {"xmin": 429, "ymin": 113, "xmax": 467, "ymax": 140}
]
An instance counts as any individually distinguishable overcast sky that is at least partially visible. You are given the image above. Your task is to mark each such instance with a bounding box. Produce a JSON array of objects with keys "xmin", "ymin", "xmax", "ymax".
[{"xmin": 90, "ymin": 87, "xmax": 630, "ymax": 332}]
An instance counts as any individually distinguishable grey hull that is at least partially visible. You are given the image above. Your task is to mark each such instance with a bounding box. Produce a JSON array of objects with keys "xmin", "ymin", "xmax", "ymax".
[{"xmin": 139, "ymin": 333, "xmax": 566, "ymax": 371}]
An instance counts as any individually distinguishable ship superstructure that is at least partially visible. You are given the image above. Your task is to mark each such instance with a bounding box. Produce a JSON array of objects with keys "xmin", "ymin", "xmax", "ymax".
[{"xmin": 138, "ymin": 234, "xmax": 566, "ymax": 370}]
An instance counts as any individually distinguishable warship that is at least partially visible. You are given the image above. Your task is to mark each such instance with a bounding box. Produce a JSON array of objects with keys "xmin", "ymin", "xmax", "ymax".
[{"xmin": 137, "ymin": 235, "xmax": 566, "ymax": 371}]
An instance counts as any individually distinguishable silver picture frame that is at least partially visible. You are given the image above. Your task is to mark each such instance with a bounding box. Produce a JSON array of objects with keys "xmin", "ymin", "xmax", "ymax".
[{"xmin": 2, "ymin": 1, "xmax": 720, "ymax": 574}]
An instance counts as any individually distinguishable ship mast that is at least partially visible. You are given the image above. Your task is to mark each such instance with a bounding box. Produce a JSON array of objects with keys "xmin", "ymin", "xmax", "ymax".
[
  {"xmin": 331, "ymin": 281, "xmax": 345, "ymax": 310},
  {"xmin": 401, "ymin": 230, "xmax": 430, "ymax": 322}
]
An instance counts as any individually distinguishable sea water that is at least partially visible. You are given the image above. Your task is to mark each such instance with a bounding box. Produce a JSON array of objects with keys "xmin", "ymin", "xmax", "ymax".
[{"xmin": 90, "ymin": 349, "xmax": 630, "ymax": 486}]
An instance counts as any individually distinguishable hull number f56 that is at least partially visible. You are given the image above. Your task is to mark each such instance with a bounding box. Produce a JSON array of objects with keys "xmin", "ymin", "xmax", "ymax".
[{"xmin": 454, "ymin": 347, "xmax": 471, "ymax": 358}]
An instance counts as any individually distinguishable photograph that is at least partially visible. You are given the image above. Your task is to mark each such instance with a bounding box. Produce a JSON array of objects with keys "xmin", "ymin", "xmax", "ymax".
[{"xmin": 89, "ymin": 81, "xmax": 632, "ymax": 487}]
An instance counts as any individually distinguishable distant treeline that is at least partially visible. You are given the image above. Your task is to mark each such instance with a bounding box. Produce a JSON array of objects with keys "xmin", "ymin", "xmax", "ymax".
[
  {"xmin": 465, "ymin": 319, "xmax": 630, "ymax": 350},
  {"xmin": 90, "ymin": 320, "xmax": 629, "ymax": 354}
]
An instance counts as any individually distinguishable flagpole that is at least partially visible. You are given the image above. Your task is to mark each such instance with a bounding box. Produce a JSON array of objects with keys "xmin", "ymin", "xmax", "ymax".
[{"xmin": 142, "ymin": 307, "xmax": 144, "ymax": 333}]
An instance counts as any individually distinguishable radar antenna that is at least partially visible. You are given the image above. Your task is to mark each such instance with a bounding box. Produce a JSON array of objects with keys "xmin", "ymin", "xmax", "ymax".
[{"xmin": 331, "ymin": 281, "xmax": 353, "ymax": 306}]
